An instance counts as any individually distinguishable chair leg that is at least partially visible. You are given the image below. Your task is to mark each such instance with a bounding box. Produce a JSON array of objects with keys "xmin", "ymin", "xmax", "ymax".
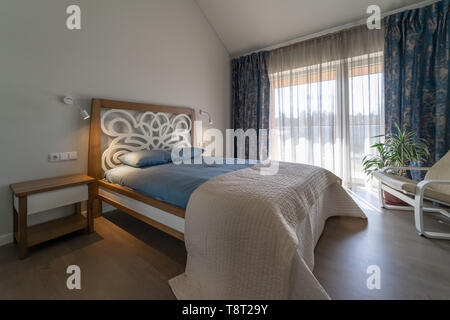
[
  {"xmin": 379, "ymin": 184, "xmax": 413, "ymax": 211},
  {"xmin": 414, "ymin": 200, "xmax": 425, "ymax": 235},
  {"xmin": 414, "ymin": 195, "xmax": 450, "ymax": 240},
  {"xmin": 384, "ymin": 203, "xmax": 413, "ymax": 211},
  {"xmin": 420, "ymin": 231, "xmax": 450, "ymax": 240},
  {"xmin": 378, "ymin": 183, "xmax": 385, "ymax": 208},
  {"xmin": 421, "ymin": 207, "xmax": 450, "ymax": 239}
]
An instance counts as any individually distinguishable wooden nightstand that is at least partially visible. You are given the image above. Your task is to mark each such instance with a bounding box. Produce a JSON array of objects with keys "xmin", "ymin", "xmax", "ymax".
[{"xmin": 10, "ymin": 174, "xmax": 96, "ymax": 259}]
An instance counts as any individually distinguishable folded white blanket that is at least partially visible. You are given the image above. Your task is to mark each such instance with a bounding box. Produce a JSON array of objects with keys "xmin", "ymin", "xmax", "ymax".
[{"xmin": 169, "ymin": 162, "xmax": 366, "ymax": 299}]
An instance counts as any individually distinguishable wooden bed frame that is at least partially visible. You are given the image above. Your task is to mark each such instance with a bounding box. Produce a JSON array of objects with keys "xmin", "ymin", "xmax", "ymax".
[{"xmin": 88, "ymin": 98, "xmax": 196, "ymax": 241}]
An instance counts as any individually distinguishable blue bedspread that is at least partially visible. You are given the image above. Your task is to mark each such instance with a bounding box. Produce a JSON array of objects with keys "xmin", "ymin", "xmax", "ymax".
[{"xmin": 104, "ymin": 157, "xmax": 254, "ymax": 208}]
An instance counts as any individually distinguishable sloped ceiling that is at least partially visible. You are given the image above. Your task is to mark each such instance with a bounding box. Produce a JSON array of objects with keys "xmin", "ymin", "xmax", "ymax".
[{"xmin": 196, "ymin": 0, "xmax": 428, "ymax": 56}]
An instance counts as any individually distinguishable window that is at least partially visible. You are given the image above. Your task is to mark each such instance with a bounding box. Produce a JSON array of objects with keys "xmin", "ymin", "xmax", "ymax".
[{"xmin": 270, "ymin": 51, "xmax": 384, "ymax": 188}]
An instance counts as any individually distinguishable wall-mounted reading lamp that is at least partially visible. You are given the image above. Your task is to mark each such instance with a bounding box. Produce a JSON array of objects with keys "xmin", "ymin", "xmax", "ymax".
[
  {"xmin": 63, "ymin": 96, "xmax": 90, "ymax": 120},
  {"xmin": 199, "ymin": 109, "xmax": 213, "ymax": 125}
]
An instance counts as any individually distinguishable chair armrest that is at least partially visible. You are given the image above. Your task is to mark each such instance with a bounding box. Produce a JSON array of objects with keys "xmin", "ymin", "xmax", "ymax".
[
  {"xmin": 381, "ymin": 166, "xmax": 431, "ymax": 173},
  {"xmin": 417, "ymin": 179, "xmax": 450, "ymax": 189},
  {"xmin": 415, "ymin": 180, "xmax": 450, "ymax": 197}
]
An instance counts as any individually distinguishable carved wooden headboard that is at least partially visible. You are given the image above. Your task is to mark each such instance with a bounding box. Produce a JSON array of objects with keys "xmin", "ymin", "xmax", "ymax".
[{"xmin": 88, "ymin": 98, "xmax": 195, "ymax": 180}]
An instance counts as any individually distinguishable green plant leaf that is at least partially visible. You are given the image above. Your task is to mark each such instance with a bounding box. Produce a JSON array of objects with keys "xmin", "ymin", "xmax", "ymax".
[{"xmin": 362, "ymin": 122, "xmax": 430, "ymax": 177}]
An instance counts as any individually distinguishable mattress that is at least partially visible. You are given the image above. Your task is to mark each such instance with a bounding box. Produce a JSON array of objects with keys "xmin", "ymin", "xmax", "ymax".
[{"xmin": 104, "ymin": 157, "xmax": 254, "ymax": 208}]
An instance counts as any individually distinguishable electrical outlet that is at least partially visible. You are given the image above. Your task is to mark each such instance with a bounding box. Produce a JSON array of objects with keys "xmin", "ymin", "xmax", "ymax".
[
  {"xmin": 49, "ymin": 151, "xmax": 77, "ymax": 162},
  {"xmin": 68, "ymin": 151, "xmax": 78, "ymax": 160},
  {"xmin": 60, "ymin": 152, "xmax": 70, "ymax": 161},
  {"xmin": 49, "ymin": 153, "xmax": 60, "ymax": 162}
]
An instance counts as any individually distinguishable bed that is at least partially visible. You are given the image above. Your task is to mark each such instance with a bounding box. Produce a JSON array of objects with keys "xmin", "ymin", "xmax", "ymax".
[
  {"xmin": 104, "ymin": 160, "xmax": 254, "ymax": 209},
  {"xmin": 88, "ymin": 98, "xmax": 366, "ymax": 299},
  {"xmin": 88, "ymin": 98, "xmax": 198, "ymax": 240}
]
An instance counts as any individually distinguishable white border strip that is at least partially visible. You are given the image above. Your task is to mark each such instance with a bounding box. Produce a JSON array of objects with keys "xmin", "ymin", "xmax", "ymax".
[{"xmin": 99, "ymin": 187, "xmax": 185, "ymax": 233}]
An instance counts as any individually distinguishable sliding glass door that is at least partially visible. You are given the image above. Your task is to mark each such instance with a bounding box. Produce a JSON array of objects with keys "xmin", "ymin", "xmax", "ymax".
[{"xmin": 270, "ymin": 50, "xmax": 384, "ymax": 188}]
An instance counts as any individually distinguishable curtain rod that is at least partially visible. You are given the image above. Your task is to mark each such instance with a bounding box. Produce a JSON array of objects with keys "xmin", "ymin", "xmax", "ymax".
[{"xmin": 232, "ymin": 0, "xmax": 441, "ymax": 58}]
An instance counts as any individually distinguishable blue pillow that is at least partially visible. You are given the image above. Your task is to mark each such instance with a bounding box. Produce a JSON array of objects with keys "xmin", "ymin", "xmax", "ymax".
[
  {"xmin": 119, "ymin": 150, "xmax": 171, "ymax": 168},
  {"xmin": 171, "ymin": 147, "xmax": 204, "ymax": 162}
]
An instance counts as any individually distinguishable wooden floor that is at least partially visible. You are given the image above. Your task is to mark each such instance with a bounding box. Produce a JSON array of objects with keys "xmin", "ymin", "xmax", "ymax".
[
  {"xmin": 0, "ymin": 189, "xmax": 449, "ymax": 299},
  {"xmin": 314, "ymin": 188, "xmax": 450, "ymax": 299}
]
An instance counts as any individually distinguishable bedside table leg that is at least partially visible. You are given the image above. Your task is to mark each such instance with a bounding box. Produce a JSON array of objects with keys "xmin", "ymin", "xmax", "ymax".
[
  {"xmin": 18, "ymin": 196, "xmax": 28, "ymax": 259},
  {"xmin": 12, "ymin": 194, "xmax": 18, "ymax": 243},
  {"xmin": 75, "ymin": 202, "xmax": 82, "ymax": 216},
  {"xmin": 87, "ymin": 185, "xmax": 95, "ymax": 233},
  {"xmin": 13, "ymin": 210, "xmax": 18, "ymax": 243}
]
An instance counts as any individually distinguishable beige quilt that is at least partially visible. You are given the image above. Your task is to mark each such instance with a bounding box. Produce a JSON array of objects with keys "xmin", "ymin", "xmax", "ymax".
[{"xmin": 169, "ymin": 162, "xmax": 366, "ymax": 299}]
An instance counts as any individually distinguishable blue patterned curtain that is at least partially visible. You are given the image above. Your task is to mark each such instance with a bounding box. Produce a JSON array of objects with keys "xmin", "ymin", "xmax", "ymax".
[
  {"xmin": 232, "ymin": 52, "xmax": 270, "ymax": 159},
  {"xmin": 385, "ymin": 0, "xmax": 450, "ymax": 168}
]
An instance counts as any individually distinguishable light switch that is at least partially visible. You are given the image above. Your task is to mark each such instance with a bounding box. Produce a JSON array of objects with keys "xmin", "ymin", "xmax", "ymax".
[
  {"xmin": 60, "ymin": 152, "xmax": 69, "ymax": 161},
  {"xmin": 69, "ymin": 152, "xmax": 78, "ymax": 160}
]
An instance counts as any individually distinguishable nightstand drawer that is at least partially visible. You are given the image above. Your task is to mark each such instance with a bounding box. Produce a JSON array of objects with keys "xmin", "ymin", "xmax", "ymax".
[{"xmin": 14, "ymin": 185, "xmax": 89, "ymax": 215}]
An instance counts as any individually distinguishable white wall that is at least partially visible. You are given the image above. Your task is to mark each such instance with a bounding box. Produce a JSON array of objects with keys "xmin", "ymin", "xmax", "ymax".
[{"xmin": 0, "ymin": 0, "xmax": 231, "ymax": 244}]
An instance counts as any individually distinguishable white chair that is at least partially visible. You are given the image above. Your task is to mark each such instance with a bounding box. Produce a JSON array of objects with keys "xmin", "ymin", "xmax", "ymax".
[{"xmin": 373, "ymin": 150, "xmax": 450, "ymax": 240}]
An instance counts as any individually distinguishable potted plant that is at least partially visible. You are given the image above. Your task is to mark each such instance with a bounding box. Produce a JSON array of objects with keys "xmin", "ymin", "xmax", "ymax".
[{"xmin": 362, "ymin": 124, "xmax": 430, "ymax": 205}]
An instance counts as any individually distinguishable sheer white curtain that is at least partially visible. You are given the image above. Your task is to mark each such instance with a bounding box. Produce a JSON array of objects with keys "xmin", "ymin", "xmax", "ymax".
[{"xmin": 269, "ymin": 25, "xmax": 384, "ymax": 187}]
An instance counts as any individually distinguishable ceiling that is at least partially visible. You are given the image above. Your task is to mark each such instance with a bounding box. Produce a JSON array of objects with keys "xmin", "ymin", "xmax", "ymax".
[{"xmin": 196, "ymin": 0, "xmax": 428, "ymax": 56}]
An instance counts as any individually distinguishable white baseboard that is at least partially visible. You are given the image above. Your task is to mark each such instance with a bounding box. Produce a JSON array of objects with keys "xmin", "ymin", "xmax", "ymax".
[{"xmin": 0, "ymin": 233, "xmax": 13, "ymax": 247}]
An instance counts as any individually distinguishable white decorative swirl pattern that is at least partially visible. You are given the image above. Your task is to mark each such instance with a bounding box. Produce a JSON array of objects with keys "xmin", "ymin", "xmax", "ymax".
[{"xmin": 101, "ymin": 109, "xmax": 192, "ymax": 172}]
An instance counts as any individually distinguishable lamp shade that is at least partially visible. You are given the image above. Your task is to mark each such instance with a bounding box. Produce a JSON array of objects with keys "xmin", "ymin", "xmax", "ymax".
[{"xmin": 80, "ymin": 109, "xmax": 90, "ymax": 120}]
